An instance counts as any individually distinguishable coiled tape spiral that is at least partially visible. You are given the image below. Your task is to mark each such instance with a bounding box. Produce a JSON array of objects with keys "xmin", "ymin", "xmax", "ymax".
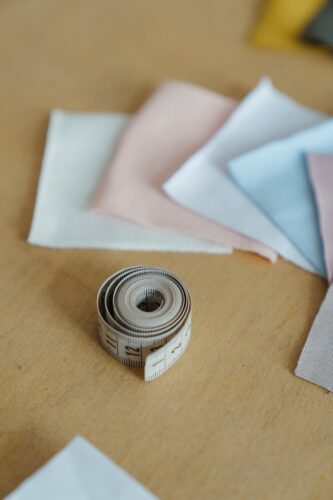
[{"xmin": 97, "ymin": 266, "xmax": 192, "ymax": 381}]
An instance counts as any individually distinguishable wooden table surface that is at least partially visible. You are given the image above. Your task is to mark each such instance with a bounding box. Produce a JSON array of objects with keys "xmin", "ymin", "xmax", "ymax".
[{"xmin": 1, "ymin": 1, "xmax": 333, "ymax": 498}]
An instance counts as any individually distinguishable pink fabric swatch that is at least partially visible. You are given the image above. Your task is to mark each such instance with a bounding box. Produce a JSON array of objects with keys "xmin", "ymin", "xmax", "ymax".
[
  {"xmin": 92, "ymin": 80, "xmax": 277, "ymax": 260},
  {"xmin": 308, "ymin": 153, "xmax": 333, "ymax": 283}
]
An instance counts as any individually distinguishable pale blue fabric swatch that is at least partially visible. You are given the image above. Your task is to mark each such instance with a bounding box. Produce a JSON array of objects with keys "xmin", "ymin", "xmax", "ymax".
[{"xmin": 229, "ymin": 119, "xmax": 333, "ymax": 277}]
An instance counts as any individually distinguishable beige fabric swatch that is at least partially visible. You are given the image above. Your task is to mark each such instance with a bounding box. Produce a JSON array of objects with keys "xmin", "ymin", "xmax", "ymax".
[
  {"xmin": 295, "ymin": 284, "xmax": 333, "ymax": 391},
  {"xmin": 308, "ymin": 153, "xmax": 333, "ymax": 283}
]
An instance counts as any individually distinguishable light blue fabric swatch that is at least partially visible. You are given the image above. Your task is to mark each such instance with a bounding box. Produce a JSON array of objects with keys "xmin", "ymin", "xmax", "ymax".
[{"xmin": 229, "ymin": 119, "xmax": 333, "ymax": 277}]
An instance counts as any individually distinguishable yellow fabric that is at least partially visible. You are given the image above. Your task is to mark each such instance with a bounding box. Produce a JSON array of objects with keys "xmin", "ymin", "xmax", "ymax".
[{"xmin": 252, "ymin": 0, "xmax": 326, "ymax": 50}]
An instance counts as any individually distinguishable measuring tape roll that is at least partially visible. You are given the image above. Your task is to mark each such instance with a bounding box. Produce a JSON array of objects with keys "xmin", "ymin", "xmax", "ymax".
[{"xmin": 97, "ymin": 266, "xmax": 192, "ymax": 381}]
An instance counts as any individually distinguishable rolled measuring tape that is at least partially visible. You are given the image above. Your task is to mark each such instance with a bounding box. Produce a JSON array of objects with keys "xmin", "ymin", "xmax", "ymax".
[{"xmin": 97, "ymin": 266, "xmax": 192, "ymax": 381}]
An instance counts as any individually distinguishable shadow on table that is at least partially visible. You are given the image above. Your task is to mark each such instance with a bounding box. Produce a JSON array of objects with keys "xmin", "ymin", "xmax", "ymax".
[{"xmin": 48, "ymin": 252, "xmax": 143, "ymax": 381}]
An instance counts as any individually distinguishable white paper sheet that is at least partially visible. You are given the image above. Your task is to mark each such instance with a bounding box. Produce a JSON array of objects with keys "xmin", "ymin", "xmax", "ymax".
[
  {"xmin": 28, "ymin": 110, "xmax": 231, "ymax": 254},
  {"xmin": 5, "ymin": 436, "xmax": 157, "ymax": 500},
  {"xmin": 163, "ymin": 79, "xmax": 327, "ymax": 274}
]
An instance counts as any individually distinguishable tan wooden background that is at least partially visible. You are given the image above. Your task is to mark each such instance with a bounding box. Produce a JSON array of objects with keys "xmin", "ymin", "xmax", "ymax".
[{"xmin": 1, "ymin": 1, "xmax": 333, "ymax": 498}]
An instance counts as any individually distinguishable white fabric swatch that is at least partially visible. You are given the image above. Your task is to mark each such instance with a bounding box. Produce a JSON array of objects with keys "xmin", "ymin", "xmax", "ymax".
[
  {"xmin": 229, "ymin": 120, "xmax": 333, "ymax": 277},
  {"xmin": 295, "ymin": 284, "xmax": 333, "ymax": 392},
  {"xmin": 5, "ymin": 436, "xmax": 156, "ymax": 500},
  {"xmin": 163, "ymin": 79, "xmax": 326, "ymax": 274},
  {"xmin": 28, "ymin": 110, "xmax": 230, "ymax": 254}
]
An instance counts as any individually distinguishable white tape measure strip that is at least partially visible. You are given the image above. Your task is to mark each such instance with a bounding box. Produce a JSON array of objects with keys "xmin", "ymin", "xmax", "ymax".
[{"xmin": 97, "ymin": 266, "xmax": 192, "ymax": 381}]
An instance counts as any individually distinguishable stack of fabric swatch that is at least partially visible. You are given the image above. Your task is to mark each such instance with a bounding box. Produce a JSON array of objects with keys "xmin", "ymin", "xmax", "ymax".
[
  {"xmin": 252, "ymin": 0, "xmax": 333, "ymax": 50},
  {"xmin": 29, "ymin": 78, "xmax": 333, "ymax": 392}
]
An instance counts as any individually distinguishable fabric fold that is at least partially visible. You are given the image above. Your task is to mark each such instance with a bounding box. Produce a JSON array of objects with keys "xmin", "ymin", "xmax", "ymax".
[
  {"xmin": 91, "ymin": 80, "xmax": 277, "ymax": 261},
  {"xmin": 308, "ymin": 153, "xmax": 333, "ymax": 282},
  {"xmin": 164, "ymin": 78, "xmax": 326, "ymax": 274},
  {"xmin": 229, "ymin": 120, "xmax": 333, "ymax": 277}
]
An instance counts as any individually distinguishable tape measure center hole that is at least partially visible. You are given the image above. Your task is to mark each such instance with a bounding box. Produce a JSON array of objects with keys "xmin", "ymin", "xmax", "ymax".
[{"xmin": 135, "ymin": 288, "xmax": 164, "ymax": 313}]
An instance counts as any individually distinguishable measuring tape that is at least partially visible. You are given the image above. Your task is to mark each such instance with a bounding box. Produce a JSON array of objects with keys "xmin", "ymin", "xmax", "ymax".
[{"xmin": 97, "ymin": 266, "xmax": 192, "ymax": 381}]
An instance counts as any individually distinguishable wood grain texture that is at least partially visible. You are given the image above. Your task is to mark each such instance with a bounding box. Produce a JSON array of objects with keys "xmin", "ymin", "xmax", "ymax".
[{"xmin": 1, "ymin": 1, "xmax": 333, "ymax": 498}]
